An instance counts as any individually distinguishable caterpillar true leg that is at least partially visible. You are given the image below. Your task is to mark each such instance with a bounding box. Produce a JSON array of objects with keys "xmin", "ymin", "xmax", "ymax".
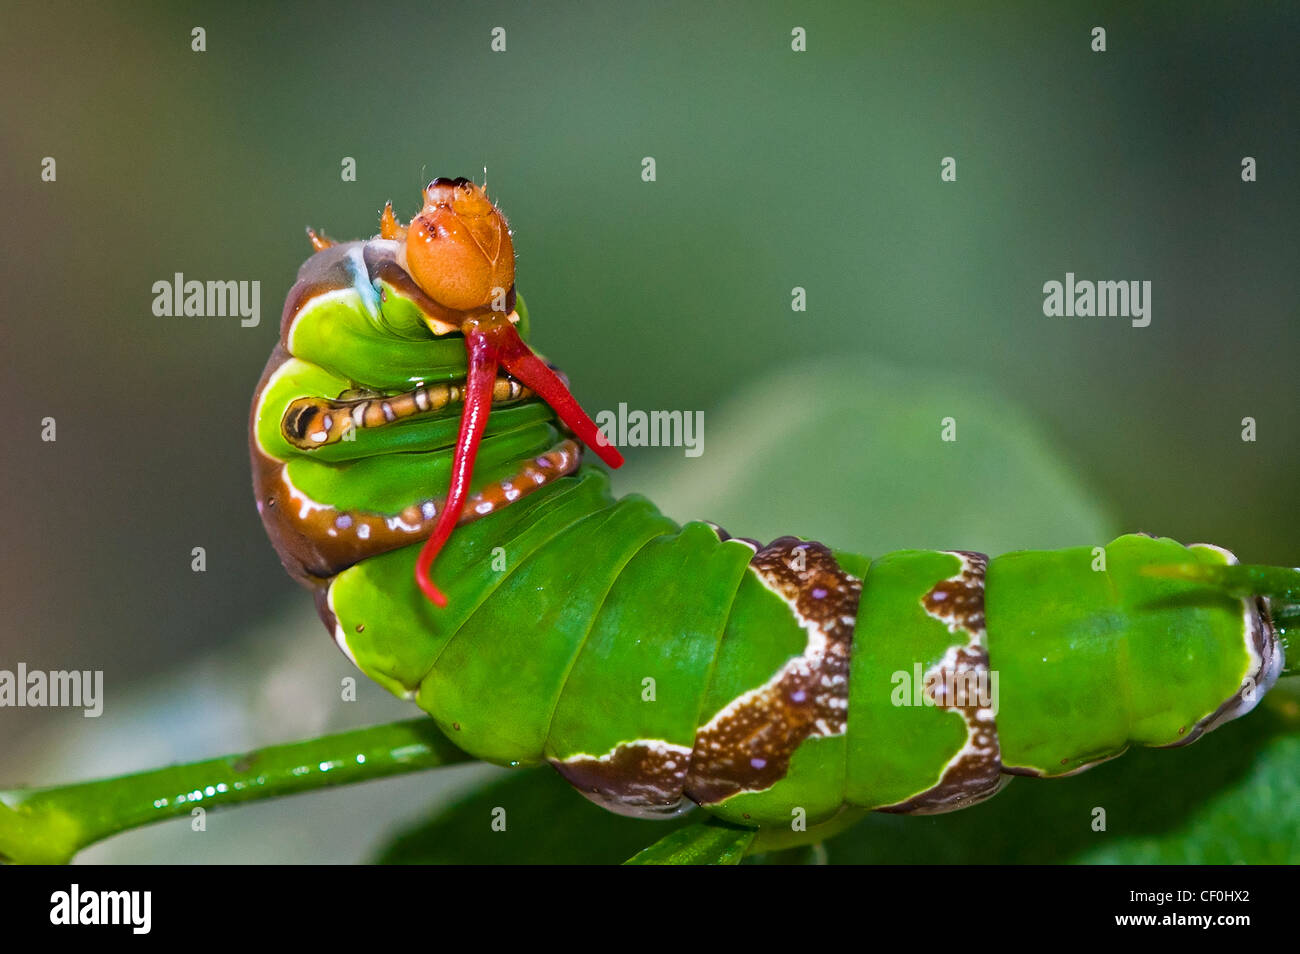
[{"xmin": 281, "ymin": 376, "xmax": 531, "ymax": 450}]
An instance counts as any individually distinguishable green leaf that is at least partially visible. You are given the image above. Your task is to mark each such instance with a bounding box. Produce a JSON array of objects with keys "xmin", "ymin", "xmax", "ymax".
[
  {"xmin": 624, "ymin": 821, "xmax": 755, "ymax": 865},
  {"xmin": 818, "ymin": 700, "xmax": 1300, "ymax": 864},
  {"xmin": 618, "ymin": 354, "xmax": 1117, "ymax": 556},
  {"xmin": 374, "ymin": 765, "xmax": 693, "ymax": 864}
]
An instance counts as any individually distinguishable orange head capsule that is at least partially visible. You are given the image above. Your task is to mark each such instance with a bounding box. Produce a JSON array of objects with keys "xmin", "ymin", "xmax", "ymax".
[{"xmin": 404, "ymin": 177, "xmax": 515, "ymax": 313}]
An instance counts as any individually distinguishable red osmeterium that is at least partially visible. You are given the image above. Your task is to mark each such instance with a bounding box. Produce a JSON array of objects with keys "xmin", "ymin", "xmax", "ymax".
[{"xmin": 414, "ymin": 313, "xmax": 623, "ymax": 607}]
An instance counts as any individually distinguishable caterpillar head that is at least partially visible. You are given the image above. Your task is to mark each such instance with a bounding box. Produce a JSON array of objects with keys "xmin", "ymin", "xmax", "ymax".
[
  {"xmin": 376, "ymin": 177, "xmax": 622, "ymax": 607},
  {"xmin": 306, "ymin": 179, "xmax": 622, "ymax": 608},
  {"xmin": 401, "ymin": 177, "xmax": 515, "ymax": 314}
]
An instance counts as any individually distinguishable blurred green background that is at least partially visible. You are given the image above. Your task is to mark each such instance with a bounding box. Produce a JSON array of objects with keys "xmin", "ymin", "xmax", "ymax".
[{"xmin": 1, "ymin": 1, "xmax": 1295, "ymax": 862}]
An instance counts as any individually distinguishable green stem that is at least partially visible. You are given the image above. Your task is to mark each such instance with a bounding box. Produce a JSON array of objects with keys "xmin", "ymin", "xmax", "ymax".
[{"xmin": 0, "ymin": 718, "xmax": 472, "ymax": 864}]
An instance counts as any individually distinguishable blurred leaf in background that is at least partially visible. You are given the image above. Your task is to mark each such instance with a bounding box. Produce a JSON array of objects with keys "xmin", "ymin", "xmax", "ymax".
[
  {"xmin": 376, "ymin": 767, "xmax": 693, "ymax": 866},
  {"xmin": 616, "ymin": 353, "xmax": 1118, "ymax": 555}
]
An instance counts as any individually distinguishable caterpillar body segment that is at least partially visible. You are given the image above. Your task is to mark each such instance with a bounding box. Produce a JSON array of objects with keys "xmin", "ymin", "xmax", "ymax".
[
  {"xmin": 321, "ymin": 480, "xmax": 1279, "ymax": 826},
  {"xmin": 250, "ymin": 183, "xmax": 1288, "ymax": 832}
]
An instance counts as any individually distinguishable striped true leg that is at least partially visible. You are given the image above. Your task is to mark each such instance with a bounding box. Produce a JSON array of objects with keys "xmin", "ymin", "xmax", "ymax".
[{"xmin": 281, "ymin": 376, "xmax": 533, "ymax": 450}]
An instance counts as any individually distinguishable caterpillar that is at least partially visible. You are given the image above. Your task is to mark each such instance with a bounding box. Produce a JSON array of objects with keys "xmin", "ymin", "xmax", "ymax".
[{"xmin": 250, "ymin": 178, "xmax": 1294, "ymax": 839}]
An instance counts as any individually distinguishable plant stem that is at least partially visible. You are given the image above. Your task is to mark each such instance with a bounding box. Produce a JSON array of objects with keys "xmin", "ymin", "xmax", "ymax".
[{"xmin": 0, "ymin": 718, "xmax": 471, "ymax": 864}]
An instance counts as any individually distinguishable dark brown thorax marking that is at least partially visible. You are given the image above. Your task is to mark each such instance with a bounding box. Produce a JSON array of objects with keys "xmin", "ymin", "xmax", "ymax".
[
  {"xmin": 282, "ymin": 377, "xmax": 531, "ymax": 449},
  {"xmin": 551, "ymin": 740, "xmax": 695, "ymax": 818},
  {"xmin": 685, "ymin": 536, "xmax": 861, "ymax": 805},
  {"xmin": 552, "ymin": 534, "xmax": 862, "ymax": 816},
  {"xmin": 880, "ymin": 550, "xmax": 1004, "ymax": 814},
  {"xmin": 921, "ymin": 552, "xmax": 987, "ymax": 634}
]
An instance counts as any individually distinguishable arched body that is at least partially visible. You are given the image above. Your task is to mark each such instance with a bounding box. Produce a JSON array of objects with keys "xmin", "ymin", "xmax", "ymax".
[{"xmin": 250, "ymin": 185, "xmax": 1287, "ymax": 832}]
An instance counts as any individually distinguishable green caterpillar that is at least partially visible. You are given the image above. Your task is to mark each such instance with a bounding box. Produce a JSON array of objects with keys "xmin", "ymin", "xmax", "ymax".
[{"xmin": 250, "ymin": 179, "xmax": 1291, "ymax": 838}]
